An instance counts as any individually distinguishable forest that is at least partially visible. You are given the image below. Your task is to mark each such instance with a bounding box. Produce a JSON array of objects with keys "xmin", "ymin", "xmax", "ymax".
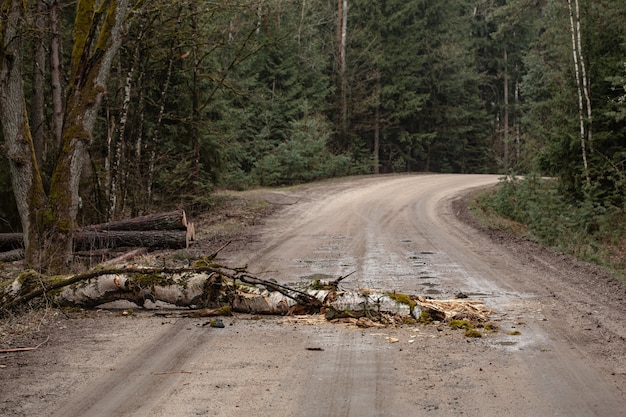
[{"xmin": 0, "ymin": 0, "xmax": 624, "ymax": 273}]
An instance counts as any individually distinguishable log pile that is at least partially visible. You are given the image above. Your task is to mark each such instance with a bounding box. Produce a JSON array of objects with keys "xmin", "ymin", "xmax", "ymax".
[{"xmin": 0, "ymin": 210, "xmax": 195, "ymax": 260}]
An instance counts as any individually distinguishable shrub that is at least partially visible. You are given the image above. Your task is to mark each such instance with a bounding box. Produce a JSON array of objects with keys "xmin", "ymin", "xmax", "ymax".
[{"xmin": 476, "ymin": 174, "xmax": 625, "ymax": 278}]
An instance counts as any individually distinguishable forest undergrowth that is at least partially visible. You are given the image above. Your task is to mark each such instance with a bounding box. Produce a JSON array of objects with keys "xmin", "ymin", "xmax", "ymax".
[{"xmin": 471, "ymin": 174, "xmax": 626, "ymax": 280}]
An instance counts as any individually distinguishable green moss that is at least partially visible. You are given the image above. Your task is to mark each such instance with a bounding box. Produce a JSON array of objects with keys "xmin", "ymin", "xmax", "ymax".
[
  {"xmin": 482, "ymin": 322, "xmax": 499, "ymax": 332},
  {"xmin": 507, "ymin": 330, "xmax": 522, "ymax": 336},
  {"xmin": 417, "ymin": 310, "xmax": 433, "ymax": 324},
  {"xmin": 17, "ymin": 270, "xmax": 41, "ymax": 285},
  {"xmin": 71, "ymin": 0, "xmax": 96, "ymax": 77},
  {"xmin": 214, "ymin": 305, "xmax": 232, "ymax": 316},
  {"xmin": 465, "ymin": 329, "xmax": 482, "ymax": 338},
  {"xmin": 387, "ymin": 292, "xmax": 417, "ymax": 312},
  {"xmin": 449, "ymin": 319, "xmax": 473, "ymax": 330},
  {"xmin": 192, "ymin": 259, "xmax": 213, "ymax": 268},
  {"xmin": 131, "ymin": 272, "xmax": 176, "ymax": 288}
]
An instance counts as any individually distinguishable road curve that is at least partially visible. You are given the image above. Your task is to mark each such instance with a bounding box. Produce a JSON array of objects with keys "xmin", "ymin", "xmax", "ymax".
[{"xmin": 48, "ymin": 174, "xmax": 625, "ymax": 417}]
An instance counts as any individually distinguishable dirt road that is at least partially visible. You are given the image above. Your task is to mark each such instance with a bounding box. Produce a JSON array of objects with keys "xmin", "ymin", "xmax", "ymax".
[{"xmin": 2, "ymin": 174, "xmax": 625, "ymax": 416}]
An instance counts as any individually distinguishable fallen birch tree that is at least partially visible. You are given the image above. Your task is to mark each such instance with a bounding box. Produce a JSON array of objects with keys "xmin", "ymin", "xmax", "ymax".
[{"xmin": 0, "ymin": 261, "xmax": 494, "ymax": 326}]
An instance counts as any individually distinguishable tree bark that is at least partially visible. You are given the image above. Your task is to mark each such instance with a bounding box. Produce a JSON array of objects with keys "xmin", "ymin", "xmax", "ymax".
[
  {"xmin": 0, "ymin": 265, "xmax": 494, "ymax": 326},
  {"xmin": 0, "ymin": 233, "xmax": 23, "ymax": 251},
  {"xmin": 31, "ymin": 0, "xmax": 47, "ymax": 166},
  {"xmin": 337, "ymin": 0, "xmax": 349, "ymax": 146},
  {"xmin": 0, "ymin": 0, "xmax": 48, "ymax": 263},
  {"xmin": 107, "ymin": 15, "xmax": 145, "ymax": 221},
  {"xmin": 0, "ymin": 210, "xmax": 191, "ymax": 256},
  {"xmin": 503, "ymin": 47, "xmax": 509, "ymax": 171},
  {"xmin": 42, "ymin": 0, "xmax": 133, "ymax": 272},
  {"xmin": 49, "ymin": 0, "xmax": 65, "ymax": 152},
  {"xmin": 83, "ymin": 210, "xmax": 188, "ymax": 232},
  {"xmin": 0, "ymin": 249, "xmax": 24, "ymax": 262},
  {"xmin": 374, "ymin": 74, "xmax": 381, "ymax": 175},
  {"xmin": 72, "ymin": 230, "xmax": 190, "ymax": 251},
  {"xmin": 574, "ymin": 0, "xmax": 592, "ymax": 153},
  {"xmin": 567, "ymin": 0, "xmax": 590, "ymax": 186}
]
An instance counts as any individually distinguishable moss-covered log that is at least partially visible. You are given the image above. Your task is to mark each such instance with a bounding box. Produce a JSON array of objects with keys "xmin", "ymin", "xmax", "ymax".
[
  {"xmin": 0, "ymin": 266, "xmax": 417, "ymax": 319},
  {"xmin": 1, "ymin": 265, "xmax": 494, "ymax": 325}
]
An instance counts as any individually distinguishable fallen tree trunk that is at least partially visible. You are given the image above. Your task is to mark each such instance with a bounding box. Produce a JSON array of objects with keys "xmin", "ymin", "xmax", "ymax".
[
  {"xmin": 0, "ymin": 233, "xmax": 23, "ymax": 251},
  {"xmin": 0, "ymin": 210, "xmax": 194, "ymax": 257},
  {"xmin": 81, "ymin": 210, "xmax": 188, "ymax": 232},
  {"xmin": 72, "ymin": 230, "xmax": 190, "ymax": 251},
  {"xmin": 1, "ymin": 264, "xmax": 494, "ymax": 326},
  {"xmin": 0, "ymin": 248, "xmax": 23, "ymax": 262}
]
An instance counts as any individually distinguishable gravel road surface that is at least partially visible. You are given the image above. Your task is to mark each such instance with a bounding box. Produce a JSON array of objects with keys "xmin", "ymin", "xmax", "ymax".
[{"xmin": 2, "ymin": 174, "xmax": 625, "ymax": 417}]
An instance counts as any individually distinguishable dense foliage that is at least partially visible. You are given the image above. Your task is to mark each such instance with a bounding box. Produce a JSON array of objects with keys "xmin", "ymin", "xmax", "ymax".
[
  {"xmin": 0, "ymin": 0, "xmax": 625, "ymax": 231},
  {"xmin": 476, "ymin": 175, "xmax": 626, "ymax": 278}
]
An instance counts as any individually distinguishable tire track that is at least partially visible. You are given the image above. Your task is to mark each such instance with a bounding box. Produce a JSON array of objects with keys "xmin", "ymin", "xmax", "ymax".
[{"xmin": 50, "ymin": 320, "xmax": 210, "ymax": 417}]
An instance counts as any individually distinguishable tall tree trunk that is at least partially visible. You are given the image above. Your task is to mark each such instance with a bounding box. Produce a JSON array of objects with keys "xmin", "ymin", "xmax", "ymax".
[
  {"xmin": 374, "ymin": 75, "xmax": 380, "ymax": 175},
  {"xmin": 31, "ymin": 0, "xmax": 47, "ymax": 167},
  {"xmin": 0, "ymin": 0, "xmax": 48, "ymax": 264},
  {"xmin": 514, "ymin": 78, "xmax": 521, "ymax": 164},
  {"xmin": 107, "ymin": 23, "xmax": 144, "ymax": 221},
  {"xmin": 190, "ymin": 0, "xmax": 201, "ymax": 184},
  {"xmin": 574, "ymin": 0, "xmax": 592, "ymax": 152},
  {"xmin": 297, "ymin": 0, "xmax": 306, "ymax": 46},
  {"xmin": 503, "ymin": 47, "xmax": 509, "ymax": 171},
  {"xmin": 337, "ymin": 0, "xmax": 348, "ymax": 147},
  {"xmin": 49, "ymin": 0, "xmax": 65, "ymax": 153},
  {"xmin": 43, "ymin": 0, "xmax": 132, "ymax": 272},
  {"xmin": 147, "ymin": 48, "xmax": 175, "ymax": 205},
  {"xmin": 567, "ymin": 0, "xmax": 590, "ymax": 186}
]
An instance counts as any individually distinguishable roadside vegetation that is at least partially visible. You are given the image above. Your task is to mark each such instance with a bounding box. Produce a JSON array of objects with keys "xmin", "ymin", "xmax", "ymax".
[{"xmin": 471, "ymin": 174, "xmax": 626, "ymax": 280}]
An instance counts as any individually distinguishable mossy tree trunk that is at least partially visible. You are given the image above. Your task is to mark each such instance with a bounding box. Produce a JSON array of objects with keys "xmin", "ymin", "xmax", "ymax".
[
  {"xmin": 0, "ymin": 0, "xmax": 48, "ymax": 264},
  {"xmin": 0, "ymin": 0, "xmax": 133, "ymax": 274}
]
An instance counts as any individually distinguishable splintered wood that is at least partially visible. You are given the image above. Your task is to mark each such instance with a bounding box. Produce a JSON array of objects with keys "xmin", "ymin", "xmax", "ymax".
[{"xmin": 415, "ymin": 296, "xmax": 494, "ymax": 322}]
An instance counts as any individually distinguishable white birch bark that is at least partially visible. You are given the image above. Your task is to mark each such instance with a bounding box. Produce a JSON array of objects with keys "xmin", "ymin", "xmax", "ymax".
[
  {"xmin": 567, "ymin": 0, "xmax": 590, "ymax": 185},
  {"xmin": 574, "ymin": 0, "xmax": 592, "ymax": 150}
]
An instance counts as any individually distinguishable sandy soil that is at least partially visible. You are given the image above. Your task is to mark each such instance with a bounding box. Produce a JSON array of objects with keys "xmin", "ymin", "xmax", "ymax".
[{"xmin": 1, "ymin": 173, "xmax": 625, "ymax": 416}]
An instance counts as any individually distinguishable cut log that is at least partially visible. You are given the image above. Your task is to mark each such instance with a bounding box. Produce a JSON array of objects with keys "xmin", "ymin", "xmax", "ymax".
[
  {"xmin": 81, "ymin": 210, "xmax": 187, "ymax": 232},
  {"xmin": 0, "ymin": 211, "xmax": 193, "ymax": 255},
  {"xmin": 73, "ymin": 230, "xmax": 190, "ymax": 251},
  {"xmin": 0, "ymin": 248, "xmax": 23, "ymax": 262},
  {"xmin": 0, "ymin": 233, "xmax": 23, "ymax": 251}
]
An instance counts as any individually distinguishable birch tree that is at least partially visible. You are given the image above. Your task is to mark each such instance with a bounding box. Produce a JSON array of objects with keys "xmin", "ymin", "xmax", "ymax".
[
  {"xmin": 336, "ymin": 0, "xmax": 348, "ymax": 147},
  {"xmin": 566, "ymin": 0, "xmax": 591, "ymax": 186}
]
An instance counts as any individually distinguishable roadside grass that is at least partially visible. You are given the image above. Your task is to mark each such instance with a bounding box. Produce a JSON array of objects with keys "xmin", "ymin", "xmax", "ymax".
[{"xmin": 469, "ymin": 174, "xmax": 626, "ymax": 281}]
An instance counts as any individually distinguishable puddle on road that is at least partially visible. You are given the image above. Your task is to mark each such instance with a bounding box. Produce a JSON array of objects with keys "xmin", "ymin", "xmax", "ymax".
[
  {"xmin": 300, "ymin": 273, "xmax": 335, "ymax": 282},
  {"xmin": 464, "ymin": 292, "xmax": 489, "ymax": 297},
  {"xmin": 495, "ymin": 341, "xmax": 518, "ymax": 347}
]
